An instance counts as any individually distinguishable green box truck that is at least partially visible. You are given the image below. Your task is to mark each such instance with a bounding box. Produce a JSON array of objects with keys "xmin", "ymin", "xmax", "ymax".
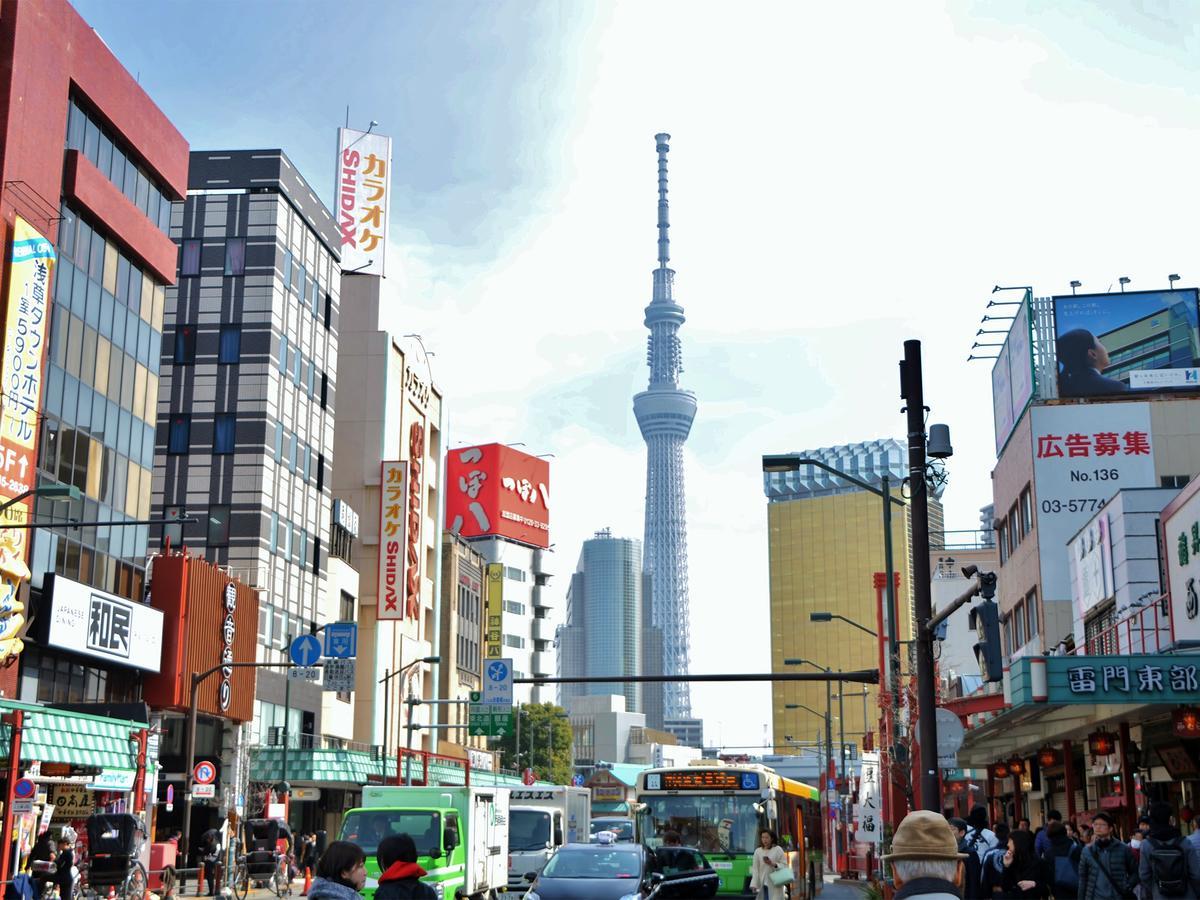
[{"xmin": 340, "ymin": 786, "xmax": 510, "ymax": 900}]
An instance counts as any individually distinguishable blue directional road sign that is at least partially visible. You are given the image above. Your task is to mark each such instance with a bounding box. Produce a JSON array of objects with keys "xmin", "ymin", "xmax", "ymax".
[
  {"xmin": 324, "ymin": 622, "xmax": 358, "ymax": 659},
  {"xmin": 290, "ymin": 634, "xmax": 322, "ymax": 667},
  {"xmin": 483, "ymin": 658, "xmax": 513, "ymax": 705}
]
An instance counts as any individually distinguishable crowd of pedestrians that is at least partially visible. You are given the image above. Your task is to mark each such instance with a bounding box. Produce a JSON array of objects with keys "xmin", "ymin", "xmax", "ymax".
[{"xmin": 924, "ymin": 800, "xmax": 1200, "ymax": 899}]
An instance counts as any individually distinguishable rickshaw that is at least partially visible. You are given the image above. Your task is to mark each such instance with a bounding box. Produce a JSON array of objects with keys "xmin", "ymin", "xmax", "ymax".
[
  {"xmin": 232, "ymin": 818, "xmax": 292, "ymax": 899},
  {"xmin": 82, "ymin": 814, "xmax": 147, "ymax": 900}
]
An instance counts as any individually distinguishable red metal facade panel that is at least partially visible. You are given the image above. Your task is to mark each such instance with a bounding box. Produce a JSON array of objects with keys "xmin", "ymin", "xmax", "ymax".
[
  {"xmin": 63, "ymin": 150, "xmax": 178, "ymax": 283},
  {"xmin": 144, "ymin": 554, "xmax": 260, "ymax": 723},
  {"xmin": 445, "ymin": 443, "xmax": 551, "ymax": 548},
  {"xmin": 0, "ymin": 0, "xmax": 187, "ymax": 244}
]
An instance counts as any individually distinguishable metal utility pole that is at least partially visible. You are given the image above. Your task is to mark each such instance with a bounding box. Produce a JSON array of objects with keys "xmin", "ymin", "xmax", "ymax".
[{"xmin": 900, "ymin": 338, "xmax": 939, "ymax": 812}]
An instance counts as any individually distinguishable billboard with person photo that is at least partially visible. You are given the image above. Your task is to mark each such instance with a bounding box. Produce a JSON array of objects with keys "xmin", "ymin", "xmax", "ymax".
[{"xmin": 1052, "ymin": 288, "xmax": 1200, "ymax": 398}]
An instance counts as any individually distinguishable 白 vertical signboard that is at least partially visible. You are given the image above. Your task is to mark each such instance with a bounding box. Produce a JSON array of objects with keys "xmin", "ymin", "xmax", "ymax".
[
  {"xmin": 485, "ymin": 563, "xmax": 503, "ymax": 659},
  {"xmin": 336, "ymin": 127, "xmax": 391, "ymax": 276},
  {"xmin": 1163, "ymin": 481, "xmax": 1200, "ymax": 646},
  {"xmin": 1031, "ymin": 402, "xmax": 1156, "ymax": 602},
  {"xmin": 0, "ymin": 217, "xmax": 54, "ymax": 563},
  {"xmin": 991, "ymin": 293, "xmax": 1035, "ymax": 454},
  {"xmin": 1069, "ymin": 512, "xmax": 1114, "ymax": 624},
  {"xmin": 377, "ymin": 460, "xmax": 406, "ymax": 620}
]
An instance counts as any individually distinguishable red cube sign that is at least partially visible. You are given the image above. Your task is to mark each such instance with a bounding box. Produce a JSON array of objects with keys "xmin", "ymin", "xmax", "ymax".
[{"xmin": 445, "ymin": 444, "xmax": 550, "ymax": 549}]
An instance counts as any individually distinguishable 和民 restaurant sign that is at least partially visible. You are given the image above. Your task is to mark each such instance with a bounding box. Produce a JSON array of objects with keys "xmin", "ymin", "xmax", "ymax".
[{"xmin": 1009, "ymin": 655, "xmax": 1200, "ymax": 707}]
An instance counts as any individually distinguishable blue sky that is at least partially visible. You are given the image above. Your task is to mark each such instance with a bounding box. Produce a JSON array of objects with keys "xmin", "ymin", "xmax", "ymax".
[{"xmin": 73, "ymin": 0, "xmax": 1200, "ymax": 749}]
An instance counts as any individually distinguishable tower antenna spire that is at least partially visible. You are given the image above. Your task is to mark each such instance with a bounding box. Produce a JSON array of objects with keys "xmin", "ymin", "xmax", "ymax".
[{"xmin": 655, "ymin": 133, "xmax": 670, "ymax": 268}]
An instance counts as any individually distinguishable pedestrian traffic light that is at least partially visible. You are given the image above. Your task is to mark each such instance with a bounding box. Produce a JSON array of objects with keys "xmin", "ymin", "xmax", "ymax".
[{"xmin": 969, "ymin": 599, "xmax": 1003, "ymax": 683}]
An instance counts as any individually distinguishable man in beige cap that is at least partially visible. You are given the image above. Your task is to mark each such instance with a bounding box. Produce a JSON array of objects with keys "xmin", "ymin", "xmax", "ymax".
[{"xmin": 885, "ymin": 810, "xmax": 968, "ymax": 900}]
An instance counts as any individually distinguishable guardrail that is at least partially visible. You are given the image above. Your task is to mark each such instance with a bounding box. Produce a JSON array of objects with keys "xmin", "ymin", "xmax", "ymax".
[{"xmin": 1084, "ymin": 598, "xmax": 1173, "ymax": 656}]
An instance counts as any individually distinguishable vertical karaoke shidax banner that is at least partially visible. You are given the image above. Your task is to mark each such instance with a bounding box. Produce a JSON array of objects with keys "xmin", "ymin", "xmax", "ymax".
[{"xmin": 0, "ymin": 217, "xmax": 55, "ymax": 662}]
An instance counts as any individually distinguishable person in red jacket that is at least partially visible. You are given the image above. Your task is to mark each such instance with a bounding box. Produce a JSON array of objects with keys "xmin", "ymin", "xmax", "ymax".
[{"xmin": 374, "ymin": 835, "xmax": 437, "ymax": 900}]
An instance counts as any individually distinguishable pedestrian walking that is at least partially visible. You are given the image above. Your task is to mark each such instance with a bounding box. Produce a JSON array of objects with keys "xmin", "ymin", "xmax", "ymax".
[
  {"xmin": 1001, "ymin": 830, "xmax": 1051, "ymax": 898},
  {"xmin": 950, "ymin": 818, "xmax": 984, "ymax": 899},
  {"xmin": 306, "ymin": 841, "xmax": 367, "ymax": 900},
  {"xmin": 1078, "ymin": 813, "xmax": 1138, "ymax": 900},
  {"xmin": 1043, "ymin": 821, "xmax": 1083, "ymax": 900},
  {"xmin": 1138, "ymin": 801, "xmax": 1200, "ymax": 900},
  {"xmin": 374, "ymin": 834, "xmax": 437, "ymax": 900},
  {"xmin": 968, "ymin": 806, "xmax": 1001, "ymax": 863},
  {"xmin": 750, "ymin": 829, "xmax": 788, "ymax": 900},
  {"xmin": 984, "ymin": 824, "xmax": 1015, "ymax": 896},
  {"xmin": 883, "ymin": 810, "xmax": 968, "ymax": 900},
  {"xmin": 1038, "ymin": 813, "xmax": 1064, "ymax": 858}
]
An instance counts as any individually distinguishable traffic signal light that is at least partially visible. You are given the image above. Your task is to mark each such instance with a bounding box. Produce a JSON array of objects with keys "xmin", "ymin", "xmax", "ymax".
[{"xmin": 969, "ymin": 599, "xmax": 1003, "ymax": 683}]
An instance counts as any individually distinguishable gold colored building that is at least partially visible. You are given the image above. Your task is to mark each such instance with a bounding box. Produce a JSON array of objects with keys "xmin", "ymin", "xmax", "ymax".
[{"xmin": 765, "ymin": 440, "xmax": 943, "ymax": 757}]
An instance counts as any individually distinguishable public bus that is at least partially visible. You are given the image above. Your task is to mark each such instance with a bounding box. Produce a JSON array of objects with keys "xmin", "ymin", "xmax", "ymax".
[{"xmin": 635, "ymin": 761, "xmax": 822, "ymax": 896}]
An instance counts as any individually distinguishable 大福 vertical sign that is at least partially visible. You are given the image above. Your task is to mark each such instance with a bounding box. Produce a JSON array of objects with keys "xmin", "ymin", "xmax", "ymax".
[
  {"xmin": 336, "ymin": 127, "xmax": 391, "ymax": 276},
  {"xmin": 377, "ymin": 461, "xmax": 406, "ymax": 620},
  {"xmin": 0, "ymin": 217, "xmax": 54, "ymax": 564}
]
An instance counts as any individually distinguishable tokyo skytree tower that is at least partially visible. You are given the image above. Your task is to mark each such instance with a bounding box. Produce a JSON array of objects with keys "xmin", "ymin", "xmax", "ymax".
[{"xmin": 633, "ymin": 133, "xmax": 697, "ymax": 719}]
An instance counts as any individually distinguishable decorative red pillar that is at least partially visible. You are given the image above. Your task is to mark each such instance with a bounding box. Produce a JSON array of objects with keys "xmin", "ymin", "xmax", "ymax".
[
  {"xmin": 1062, "ymin": 741, "xmax": 1077, "ymax": 823},
  {"xmin": 132, "ymin": 729, "xmax": 148, "ymax": 814},
  {"xmin": 0, "ymin": 710, "xmax": 23, "ymax": 885},
  {"xmin": 1119, "ymin": 722, "xmax": 1137, "ymax": 837}
]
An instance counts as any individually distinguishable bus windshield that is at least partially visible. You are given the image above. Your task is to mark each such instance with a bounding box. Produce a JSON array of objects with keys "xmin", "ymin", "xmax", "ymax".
[
  {"xmin": 639, "ymin": 794, "xmax": 760, "ymax": 854},
  {"xmin": 339, "ymin": 810, "xmax": 441, "ymax": 857}
]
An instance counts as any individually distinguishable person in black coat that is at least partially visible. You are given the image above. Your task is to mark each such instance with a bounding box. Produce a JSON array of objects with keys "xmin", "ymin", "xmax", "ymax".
[
  {"xmin": 1042, "ymin": 821, "xmax": 1083, "ymax": 899},
  {"xmin": 374, "ymin": 835, "xmax": 436, "ymax": 900},
  {"xmin": 1001, "ymin": 830, "xmax": 1051, "ymax": 898}
]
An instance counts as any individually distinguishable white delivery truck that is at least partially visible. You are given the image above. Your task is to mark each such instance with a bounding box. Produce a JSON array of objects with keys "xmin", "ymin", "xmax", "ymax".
[
  {"xmin": 341, "ymin": 785, "xmax": 510, "ymax": 900},
  {"xmin": 505, "ymin": 786, "xmax": 592, "ymax": 891}
]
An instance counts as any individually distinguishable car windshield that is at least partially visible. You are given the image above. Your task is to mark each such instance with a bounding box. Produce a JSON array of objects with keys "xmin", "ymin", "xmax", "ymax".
[
  {"xmin": 511, "ymin": 810, "xmax": 552, "ymax": 851},
  {"xmin": 339, "ymin": 811, "xmax": 441, "ymax": 857},
  {"xmin": 590, "ymin": 819, "xmax": 634, "ymax": 841},
  {"xmin": 543, "ymin": 848, "xmax": 641, "ymax": 879},
  {"xmin": 639, "ymin": 795, "xmax": 760, "ymax": 854}
]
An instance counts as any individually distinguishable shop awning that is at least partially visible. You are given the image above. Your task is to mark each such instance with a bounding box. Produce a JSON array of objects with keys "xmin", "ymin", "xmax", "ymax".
[
  {"xmin": 0, "ymin": 700, "xmax": 145, "ymax": 771},
  {"xmin": 249, "ymin": 747, "xmax": 552, "ymax": 788},
  {"xmin": 591, "ymin": 801, "xmax": 631, "ymax": 814}
]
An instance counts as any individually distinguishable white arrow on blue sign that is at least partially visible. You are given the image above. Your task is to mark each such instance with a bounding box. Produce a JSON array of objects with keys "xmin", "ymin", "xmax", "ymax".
[
  {"xmin": 482, "ymin": 658, "xmax": 513, "ymax": 705},
  {"xmin": 324, "ymin": 623, "xmax": 358, "ymax": 659},
  {"xmin": 290, "ymin": 634, "xmax": 322, "ymax": 667}
]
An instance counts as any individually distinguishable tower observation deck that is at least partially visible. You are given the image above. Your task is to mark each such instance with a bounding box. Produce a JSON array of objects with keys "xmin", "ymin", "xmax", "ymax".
[{"xmin": 633, "ymin": 133, "xmax": 697, "ymax": 719}]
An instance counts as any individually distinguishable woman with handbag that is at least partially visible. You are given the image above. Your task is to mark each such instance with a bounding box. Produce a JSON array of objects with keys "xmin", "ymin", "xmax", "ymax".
[{"xmin": 751, "ymin": 830, "xmax": 792, "ymax": 900}]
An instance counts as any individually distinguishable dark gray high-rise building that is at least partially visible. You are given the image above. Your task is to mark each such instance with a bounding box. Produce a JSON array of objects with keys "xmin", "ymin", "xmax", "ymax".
[
  {"xmin": 632, "ymin": 133, "xmax": 696, "ymax": 720},
  {"xmin": 557, "ymin": 530, "xmax": 643, "ymax": 714},
  {"xmin": 154, "ymin": 150, "xmax": 341, "ymax": 740}
]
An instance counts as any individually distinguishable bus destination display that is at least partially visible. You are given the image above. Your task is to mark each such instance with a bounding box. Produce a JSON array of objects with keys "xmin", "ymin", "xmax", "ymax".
[{"xmin": 656, "ymin": 771, "xmax": 759, "ymax": 791}]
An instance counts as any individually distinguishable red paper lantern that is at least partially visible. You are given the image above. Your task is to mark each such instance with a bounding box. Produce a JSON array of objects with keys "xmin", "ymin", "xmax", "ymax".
[
  {"xmin": 1174, "ymin": 707, "xmax": 1200, "ymax": 739},
  {"xmin": 990, "ymin": 762, "xmax": 1010, "ymax": 780},
  {"xmin": 1181, "ymin": 806, "xmax": 1193, "ymax": 823},
  {"xmin": 1038, "ymin": 746, "xmax": 1059, "ymax": 768},
  {"xmin": 1007, "ymin": 756, "xmax": 1025, "ymax": 776},
  {"xmin": 1088, "ymin": 730, "xmax": 1116, "ymax": 756}
]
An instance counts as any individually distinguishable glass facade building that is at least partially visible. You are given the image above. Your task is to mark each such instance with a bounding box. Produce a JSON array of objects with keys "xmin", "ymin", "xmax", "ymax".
[{"xmin": 558, "ymin": 530, "xmax": 643, "ymax": 714}]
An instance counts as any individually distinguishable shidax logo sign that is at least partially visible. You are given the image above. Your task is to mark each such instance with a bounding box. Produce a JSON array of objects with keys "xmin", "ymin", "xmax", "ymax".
[{"xmin": 220, "ymin": 582, "xmax": 237, "ymax": 711}]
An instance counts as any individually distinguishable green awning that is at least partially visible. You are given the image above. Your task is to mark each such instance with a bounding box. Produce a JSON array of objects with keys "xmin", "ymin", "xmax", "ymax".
[
  {"xmin": 0, "ymin": 700, "xmax": 145, "ymax": 771},
  {"xmin": 249, "ymin": 748, "xmax": 554, "ymax": 788},
  {"xmin": 591, "ymin": 801, "xmax": 631, "ymax": 814}
]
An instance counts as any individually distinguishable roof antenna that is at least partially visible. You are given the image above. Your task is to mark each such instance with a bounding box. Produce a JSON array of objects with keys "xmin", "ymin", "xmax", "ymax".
[{"xmin": 655, "ymin": 133, "xmax": 671, "ymax": 268}]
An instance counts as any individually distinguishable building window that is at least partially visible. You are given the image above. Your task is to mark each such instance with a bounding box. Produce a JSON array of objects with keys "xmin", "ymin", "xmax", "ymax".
[
  {"xmin": 503, "ymin": 634, "xmax": 526, "ymax": 650},
  {"xmin": 505, "ymin": 566, "xmax": 527, "ymax": 583},
  {"xmin": 1013, "ymin": 601, "xmax": 1026, "ymax": 649},
  {"xmin": 173, "ymin": 325, "xmax": 196, "ymax": 365},
  {"xmin": 207, "ymin": 505, "xmax": 231, "ymax": 546},
  {"xmin": 504, "ymin": 600, "xmax": 526, "ymax": 616},
  {"xmin": 324, "ymin": 293, "xmax": 332, "ymax": 330},
  {"xmin": 280, "ymin": 336, "xmax": 289, "ymax": 376},
  {"xmin": 320, "ymin": 372, "xmax": 328, "ymax": 409},
  {"xmin": 1019, "ymin": 487, "xmax": 1033, "ymax": 537},
  {"xmin": 281, "ymin": 249, "xmax": 293, "ymax": 289},
  {"xmin": 1162, "ymin": 475, "xmax": 1191, "ymax": 488},
  {"xmin": 167, "ymin": 415, "xmax": 190, "ymax": 454},
  {"xmin": 218, "ymin": 325, "xmax": 241, "ymax": 364},
  {"xmin": 1026, "ymin": 588, "xmax": 1039, "ymax": 639},
  {"xmin": 180, "ymin": 240, "xmax": 201, "ymax": 276},
  {"xmin": 1008, "ymin": 504, "xmax": 1019, "ymax": 551},
  {"xmin": 224, "ymin": 238, "xmax": 246, "ymax": 276},
  {"xmin": 213, "ymin": 414, "xmax": 236, "ymax": 454}
]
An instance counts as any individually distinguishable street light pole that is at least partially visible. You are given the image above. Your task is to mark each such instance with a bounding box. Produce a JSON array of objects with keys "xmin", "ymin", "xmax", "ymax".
[
  {"xmin": 901, "ymin": 339, "xmax": 939, "ymax": 812},
  {"xmin": 183, "ymin": 661, "xmax": 294, "ymax": 879}
]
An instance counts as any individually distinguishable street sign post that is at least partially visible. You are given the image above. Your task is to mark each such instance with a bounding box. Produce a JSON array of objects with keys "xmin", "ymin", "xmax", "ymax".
[
  {"xmin": 290, "ymin": 634, "xmax": 322, "ymax": 667},
  {"xmin": 193, "ymin": 761, "xmax": 216, "ymax": 785},
  {"xmin": 935, "ymin": 708, "xmax": 965, "ymax": 769},
  {"xmin": 323, "ymin": 623, "xmax": 358, "ymax": 659},
  {"xmin": 323, "ymin": 658, "xmax": 356, "ymax": 693},
  {"xmin": 483, "ymin": 659, "xmax": 513, "ymax": 705},
  {"xmin": 468, "ymin": 692, "xmax": 513, "ymax": 737}
]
